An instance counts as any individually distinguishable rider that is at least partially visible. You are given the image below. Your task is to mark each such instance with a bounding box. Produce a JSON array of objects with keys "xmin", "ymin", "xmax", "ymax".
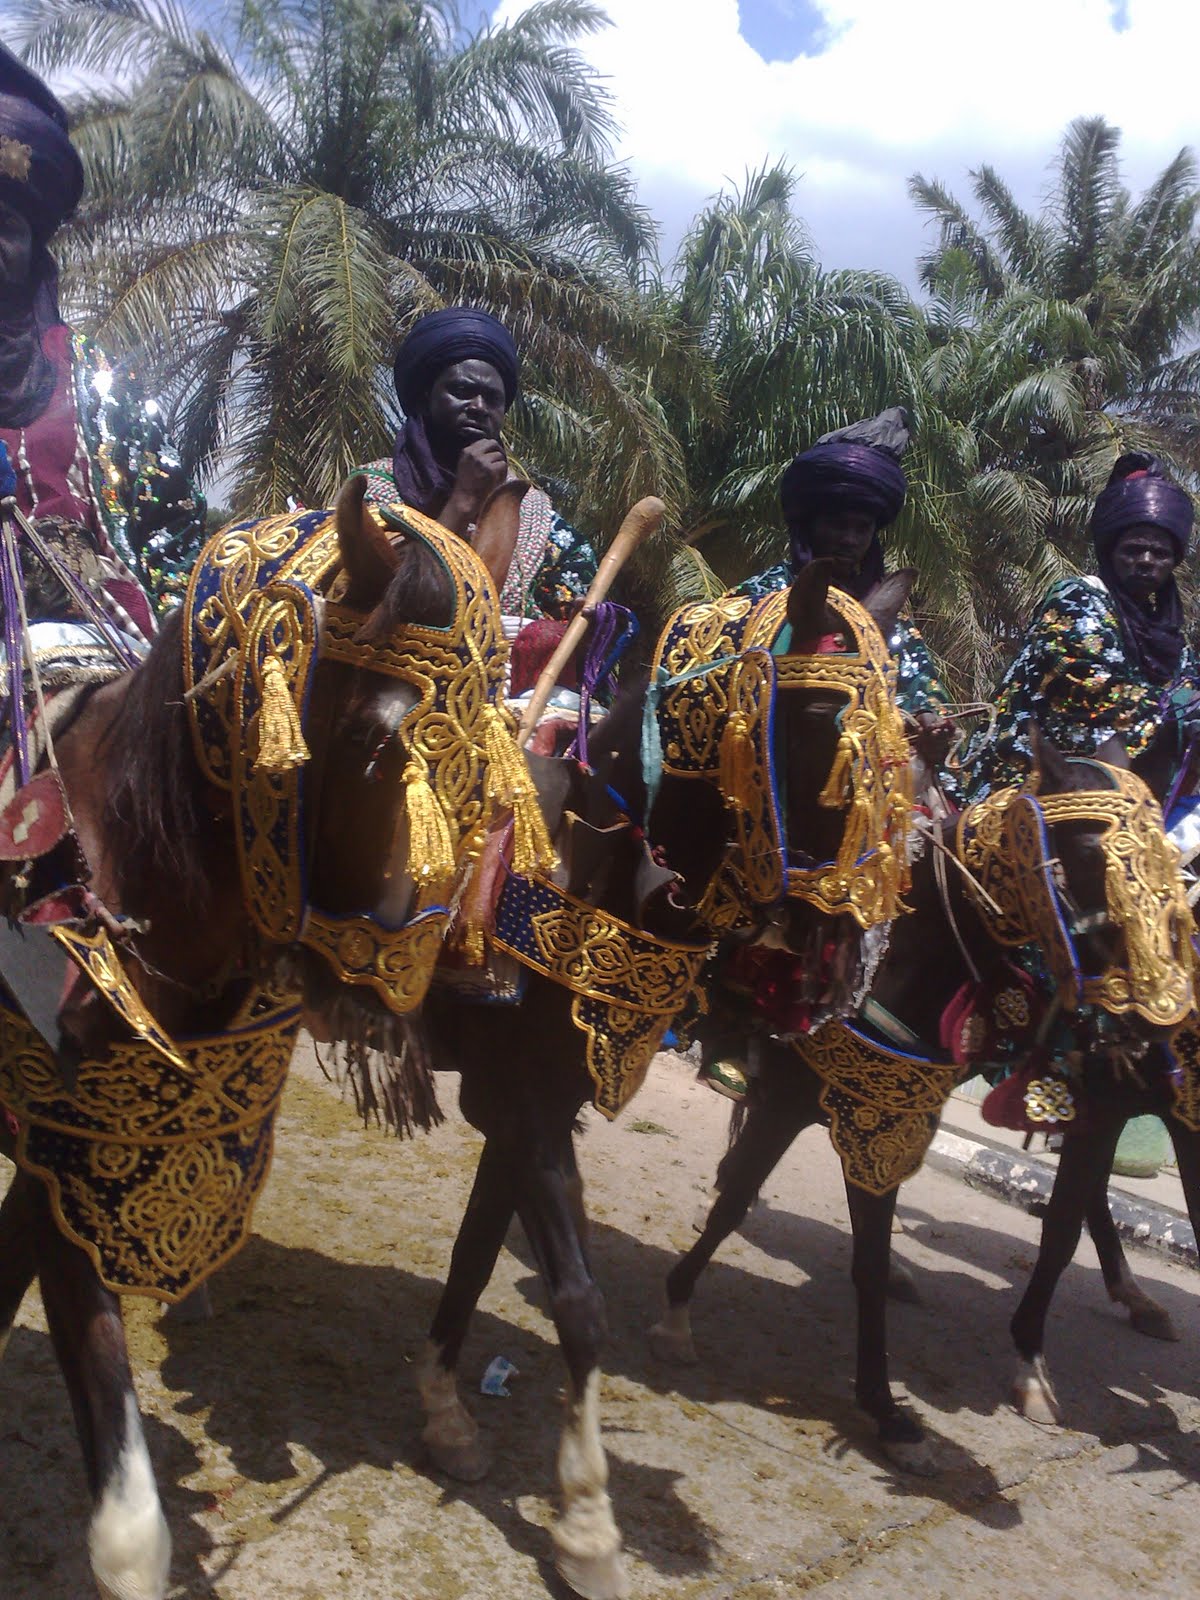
[
  {"xmin": 738, "ymin": 408, "xmax": 958, "ymax": 791},
  {"xmin": 357, "ymin": 307, "xmax": 597, "ymax": 639},
  {"xmin": 963, "ymin": 452, "xmax": 1198, "ymax": 801},
  {"xmin": 0, "ymin": 44, "xmax": 204, "ymax": 627},
  {"xmin": 701, "ymin": 411, "xmax": 958, "ymax": 1097}
]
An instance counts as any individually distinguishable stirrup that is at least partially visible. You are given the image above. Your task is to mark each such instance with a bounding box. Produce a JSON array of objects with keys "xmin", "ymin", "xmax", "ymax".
[{"xmin": 703, "ymin": 1058, "xmax": 748, "ymax": 1100}]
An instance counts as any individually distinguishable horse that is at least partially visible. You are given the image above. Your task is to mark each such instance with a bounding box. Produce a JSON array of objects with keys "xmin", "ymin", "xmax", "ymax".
[
  {"xmin": 0, "ymin": 477, "xmax": 520, "ymax": 1600},
  {"xmin": 416, "ymin": 564, "xmax": 916, "ymax": 1600},
  {"xmin": 649, "ymin": 733, "xmax": 1193, "ymax": 1470}
]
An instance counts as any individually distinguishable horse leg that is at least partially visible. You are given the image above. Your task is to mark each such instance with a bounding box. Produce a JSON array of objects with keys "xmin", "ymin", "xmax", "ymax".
[
  {"xmin": 1085, "ymin": 1157, "xmax": 1179, "ymax": 1342},
  {"xmin": 420, "ymin": 1136, "xmax": 517, "ymax": 1482},
  {"xmin": 0, "ymin": 1167, "xmax": 38, "ymax": 1360},
  {"xmin": 650, "ymin": 1083, "xmax": 811, "ymax": 1364},
  {"xmin": 1165, "ymin": 1112, "xmax": 1200, "ymax": 1261},
  {"xmin": 1009, "ymin": 1113, "xmax": 1123, "ymax": 1426},
  {"xmin": 512, "ymin": 1132, "xmax": 626, "ymax": 1600},
  {"xmin": 843, "ymin": 1178, "xmax": 934, "ymax": 1472},
  {"xmin": 31, "ymin": 1187, "xmax": 171, "ymax": 1600}
]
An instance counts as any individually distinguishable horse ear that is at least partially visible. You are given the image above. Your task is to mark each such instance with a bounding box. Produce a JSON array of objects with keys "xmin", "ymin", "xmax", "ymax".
[
  {"xmin": 472, "ymin": 480, "xmax": 528, "ymax": 593},
  {"xmin": 862, "ymin": 568, "xmax": 916, "ymax": 641},
  {"xmin": 786, "ymin": 558, "xmax": 833, "ymax": 644},
  {"xmin": 1028, "ymin": 723, "xmax": 1074, "ymax": 793},
  {"xmin": 336, "ymin": 475, "xmax": 399, "ymax": 606},
  {"xmin": 1094, "ymin": 733, "xmax": 1131, "ymax": 769}
]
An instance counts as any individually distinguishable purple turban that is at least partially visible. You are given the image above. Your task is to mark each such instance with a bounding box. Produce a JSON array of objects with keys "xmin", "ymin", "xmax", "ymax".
[
  {"xmin": 392, "ymin": 307, "xmax": 520, "ymax": 415},
  {"xmin": 1090, "ymin": 454, "xmax": 1194, "ymax": 685},
  {"xmin": 0, "ymin": 44, "xmax": 84, "ymax": 242},
  {"xmin": 781, "ymin": 408, "xmax": 910, "ymax": 599},
  {"xmin": 1090, "ymin": 452, "xmax": 1194, "ymax": 562}
]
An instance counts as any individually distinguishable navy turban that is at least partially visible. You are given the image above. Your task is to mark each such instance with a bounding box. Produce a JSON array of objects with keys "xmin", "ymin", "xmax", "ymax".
[
  {"xmin": 1090, "ymin": 454, "xmax": 1194, "ymax": 685},
  {"xmin": 781, "ymin": 408, "xmax": 910, "ymax": 599},
  {"xmin": 781, "ymin": 408, "xmax": 909, "ymax": 534},
  {"xmin": 0, "ymin": 44, "xmax": 84, "ymax": 241},
  {"xmin": 1090, "ymin": 452, "xmax": 1194, "ymax": 562},
  {"xmin": 393, "ymin": 307, "xmax": 520, "ymax": 415}
]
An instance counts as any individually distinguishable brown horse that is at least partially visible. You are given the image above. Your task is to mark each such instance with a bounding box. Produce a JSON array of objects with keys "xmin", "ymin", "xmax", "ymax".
[
  {"xmin": 417, "ymin": 567, "xmax": 915, "ymax": 1600},
  {"xmin": 650, "ymin": 737, "xmax": 1192, "ymax": 1470},
  {"xmin": 0, "ymin": 479, "xmax": 516, "ymax": 1600}
]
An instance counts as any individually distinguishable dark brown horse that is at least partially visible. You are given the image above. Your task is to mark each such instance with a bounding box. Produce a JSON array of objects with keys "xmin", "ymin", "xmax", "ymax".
[
  {"xmin": 416, "ymin": 568, "xmax": 915, "ymax": 1600},
  {"xmin": 650, "ymin": 737, "xmax": 1192, "ymax": 1471},
  {"xmin": 0, "ymin": 480, "xmax": 516, "ymax": 1600}
]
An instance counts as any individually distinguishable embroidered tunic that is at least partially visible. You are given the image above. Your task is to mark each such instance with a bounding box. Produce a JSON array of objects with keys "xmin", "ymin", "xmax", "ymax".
[
  {"xmin": 735, "ymin": 561, "xmax": 951, "ymax": 717},
  {"xmin": 963, "ymin": 575, "xmax": 1199, "ymax": 800},
  {"xmin": 357, "ymin": 457, "xmax": 596, "ymax": 622}
]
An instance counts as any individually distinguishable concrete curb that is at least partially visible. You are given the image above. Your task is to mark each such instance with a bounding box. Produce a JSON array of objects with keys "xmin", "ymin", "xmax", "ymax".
[{"xmin": 927, "ymin": 1127, "xmax": 1197, "ymax": 1271}]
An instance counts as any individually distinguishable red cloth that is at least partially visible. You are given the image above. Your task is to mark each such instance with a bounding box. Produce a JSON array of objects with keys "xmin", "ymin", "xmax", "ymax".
[{"xmin": 509, "ymin": 618, "xmax": 577, "ymax": 698}]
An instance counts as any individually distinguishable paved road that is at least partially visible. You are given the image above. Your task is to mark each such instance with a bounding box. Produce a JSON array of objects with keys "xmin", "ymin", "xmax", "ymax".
[{"xmin": 3, "ymin": 1045, "xmax": 1198, "ymax": 1599}]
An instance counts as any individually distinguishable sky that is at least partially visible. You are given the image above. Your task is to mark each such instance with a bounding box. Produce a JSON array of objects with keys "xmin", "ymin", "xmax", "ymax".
[{"xmin": 494, "ymin": 0, "xmax": 1200, "ymax": 286}]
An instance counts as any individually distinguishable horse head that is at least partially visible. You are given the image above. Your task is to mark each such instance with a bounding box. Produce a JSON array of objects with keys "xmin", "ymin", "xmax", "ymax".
[{"xmin": 957, "ymin": 725, "xmax": 1193, "ymax": 1049}]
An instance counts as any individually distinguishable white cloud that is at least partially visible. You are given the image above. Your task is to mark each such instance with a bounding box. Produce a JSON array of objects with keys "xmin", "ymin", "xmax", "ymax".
[{"xmin": 496, "ymin": 0, "xmax": 1200, "ymax": 280}]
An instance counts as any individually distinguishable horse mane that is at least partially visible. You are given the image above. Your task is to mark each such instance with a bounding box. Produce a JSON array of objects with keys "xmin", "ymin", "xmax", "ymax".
[{"xmin": 103, "ymin": 604, "xmax": 214, "ymax": 910}]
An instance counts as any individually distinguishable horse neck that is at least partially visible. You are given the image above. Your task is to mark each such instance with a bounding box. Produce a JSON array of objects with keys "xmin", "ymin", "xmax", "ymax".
[
  {"xmin": 55, "ymin": 664, "xmax": 257, "ymax": 1036},
  {"xmin": 867, "ymin": 821, "xmax": 1000, "ymax": 1049}
]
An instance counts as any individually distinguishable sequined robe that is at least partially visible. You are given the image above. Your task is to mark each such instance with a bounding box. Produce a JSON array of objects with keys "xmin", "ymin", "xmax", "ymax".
[
  {"xmin": 357, "ymin": 457, "xmax": 595, "ymax": 621},
  {"xmin": 0, "ymin": 325, "xmax": 206, "ymax": 629},
  {"xmin": 963, "ymin": 575, "xmax": 1200, "ymax": 800}
]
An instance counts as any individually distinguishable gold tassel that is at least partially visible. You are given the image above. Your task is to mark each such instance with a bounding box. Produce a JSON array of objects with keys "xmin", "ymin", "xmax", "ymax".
[
  {"xmin": 718, "ymin": 712, "xmax": 755, "ymax": 814},
  {"xmin": 254, "ymin": 655, "xmax": 311, "ymax": 773},
  {"xmin": 818, "ymin": 731, "xmax": 858, "ymax": 810},
  {"xmin": 403, "ymin": 753, "xmax": 456, "ymax": 903},
  {"xmin": 483, "ymin": 706, "xmax": 558, "ymax": 877}
]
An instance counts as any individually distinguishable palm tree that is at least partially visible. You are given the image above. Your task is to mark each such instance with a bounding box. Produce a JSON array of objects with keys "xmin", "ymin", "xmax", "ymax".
[
  {"xmin": 15, "ymin": 0, "xmax": 696, "ymax": 538},
  {"xmin": 911, "ymin": 117, "xmax": 1200, "ymax": 569}
]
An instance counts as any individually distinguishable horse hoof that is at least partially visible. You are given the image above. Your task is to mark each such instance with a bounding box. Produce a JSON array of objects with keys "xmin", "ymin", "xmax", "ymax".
[
  {"xmin": 648, "ymin": 1306, "xmax": 697, "ymax": 1365},
  {"xmin": 886, "ymin": 1260, "xmax": 922, "ymax": 1305},
  {"xmin": 1012, "ymin": 1356, "xmax": 1063, "ymax": 1426},
  {"xmin": 881, "ymin": 1435, "xmax": 938, "ymax": 1476},
  {"xmin": 555, "ymin": 1542, "xmax": 630, "ymax": 1600},
  {"xmin": 1128, "ymin": 1303, "xmax": 1181, "ymax": 1342},
  {"xmin": 423, "ymin": 1430, "xmax": 491, "ymax": 1483}
]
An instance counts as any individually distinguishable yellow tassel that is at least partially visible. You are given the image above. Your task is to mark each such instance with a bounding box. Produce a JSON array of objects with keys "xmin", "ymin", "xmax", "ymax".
[
  {"xmin": 818, "ymin": 731, "xmax": 858, "ymax": 810},
  {"xmin": 718, "ymin": 712, "xmax": 755, "ymax": 814},
  {"xmin": 403, "ymin": 753, "xmax": 456, "ymax": 904},
  {"xmin": 254, "ymin": 655, "xmax": 311, "ymax": 773},
  {"xmin": 483, "ymin": 706, "xmax": 558, "ymax": 877}
]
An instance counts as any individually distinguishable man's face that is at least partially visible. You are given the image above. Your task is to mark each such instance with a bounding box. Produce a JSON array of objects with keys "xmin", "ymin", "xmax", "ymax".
[
  {"xmin": 0, "ymin": 203, "xmax": 33, "ymax": 291},
  {"xmin": 806, "ymin": 508, "xmax": 877, "ymax": 579},
  {"xmin": 424, "ymin": 359, "xmax": 506, "ymax": 453},
  {"xmin": 1111, "ymin": 524, "xmax": 1178, "ymax": 604}
]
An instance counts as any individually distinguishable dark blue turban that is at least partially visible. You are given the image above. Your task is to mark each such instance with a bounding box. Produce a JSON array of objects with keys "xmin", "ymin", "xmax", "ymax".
[
  {"xmin": 781, "ymin": 408, "xmax": 909, "ymax": 534},
  {"xmin": 0, "ymin": 44, "xmax": 83, "ymax": 241},
  {"xmin": 1090, "ymin": 454, "xmax": 1194, "ymax": 685},
  {"xmin": 781, "ymin": 408, "xmax": 909, "ymax": 599},
  {"xmin": 1090, "ymin": 452, "xmax": 1194, "ymax": 562},
  {"xmin": 392, "ymin": 307, "xmax": 520, "ymax": 415}
]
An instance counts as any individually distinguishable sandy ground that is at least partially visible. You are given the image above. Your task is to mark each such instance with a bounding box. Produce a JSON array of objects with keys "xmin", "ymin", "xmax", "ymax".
[{"xmin": 2, "ymin": 1041, "xmax": 1198, "ymax": 1600}]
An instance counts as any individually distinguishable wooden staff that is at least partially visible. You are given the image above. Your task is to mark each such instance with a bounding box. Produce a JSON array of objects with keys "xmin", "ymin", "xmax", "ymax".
[{"xmin": 517, "ymin": 495, "xmax": 665, "ymax": 746}]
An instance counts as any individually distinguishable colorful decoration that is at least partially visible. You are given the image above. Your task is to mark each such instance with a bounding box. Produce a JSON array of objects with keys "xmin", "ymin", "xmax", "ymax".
[
  {"xmin": 0, "ymin": 990, "xmax": 300, "ymax": 1299},
  {"xmin": 958, "ymin": 763, "xmax": 1193, "ymax": 1029},
  {"xmin": 800, "ymin": 1022, "xmax": 963, "ymax": 1195},
  {"xmin": 653, "ymin": 584, "xmax": 912, "ymax": 932},
  {"xmin": 492, "ymin": 868, "xmax": 708, "ymax": 1117}
]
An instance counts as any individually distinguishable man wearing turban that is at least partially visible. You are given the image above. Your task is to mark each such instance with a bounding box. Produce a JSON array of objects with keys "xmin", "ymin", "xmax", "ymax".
[
  {"xmin": 740, "ymin": 408, "xmax": 957, "ymax": 753},
  {"xmin": 0, "ymin": 44, "xmax": 204, "ymax": 629},
  {"xmin": 357, "ymin": 306, "xmax": 597, "ymax": 633},
  {"xmin": 964, "ymin": 452, "xmax": 1198, "ymax": 800}
]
